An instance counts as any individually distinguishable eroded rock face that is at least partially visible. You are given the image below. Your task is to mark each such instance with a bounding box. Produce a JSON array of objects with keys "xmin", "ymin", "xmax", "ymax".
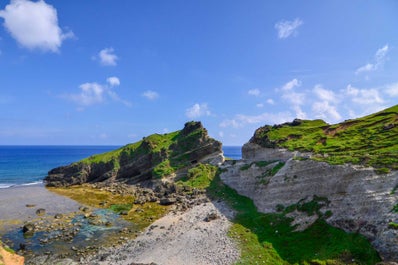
[
  {"xmin": 221, "ymin": 143, "xmax": 398, "ymax": 261},
  {"xmin": 45, "ymin": 122, "xmax": 223, "ymax": 187}
]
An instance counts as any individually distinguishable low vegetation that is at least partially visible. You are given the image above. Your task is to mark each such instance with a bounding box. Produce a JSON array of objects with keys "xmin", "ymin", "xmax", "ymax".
[
  {"xmin": 176, "ymin": 164, "xmax": 380, "ymax": 264},
  {"xmin": 251, "ymin": 105, "xmax": 398, "ymax": 171},
  {"xmin": 48, "ymin": 185, "xmax": 169, "ymax": 229},
  {"xmin": 208, "ymin": 174, "xmax": 380, "ymax": 264}
]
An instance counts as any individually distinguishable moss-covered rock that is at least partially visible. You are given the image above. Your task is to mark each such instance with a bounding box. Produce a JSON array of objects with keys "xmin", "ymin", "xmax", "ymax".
[
  {"xmin": 45, "ymin": 121, "xmax": 223, "ymax": 187},
  {"xmin": 247, "ymin": 105, "xmax": 398, "ymax": 170}
]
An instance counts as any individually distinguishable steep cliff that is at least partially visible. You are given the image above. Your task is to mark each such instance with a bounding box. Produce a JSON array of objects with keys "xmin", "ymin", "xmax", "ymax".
[
  {"xmin": 222, "ymin": 105, "xmax": 398, "ymax": 262},
  {"xmin": 45, "ymin": 121, "xmax": 223, "ymax": 187}
]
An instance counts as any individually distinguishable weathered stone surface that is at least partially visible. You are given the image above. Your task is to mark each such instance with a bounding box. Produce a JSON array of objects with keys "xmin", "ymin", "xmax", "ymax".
[
  {"xmin": 36, "ymin": 208, "xmax": 46, "ymax": 216},
  {"xmin": 221, "ymin": 145, "xmax": 398, "ymax": 261},
  {"xmin": 44, "ymin": 122, "xmax": 223, "ymax": 187}
]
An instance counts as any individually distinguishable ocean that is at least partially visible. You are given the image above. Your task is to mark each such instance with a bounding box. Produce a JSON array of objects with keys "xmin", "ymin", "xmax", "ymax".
[{"xmin": 0, "ymin": 145, "xmax": 242, "ymax": 188}]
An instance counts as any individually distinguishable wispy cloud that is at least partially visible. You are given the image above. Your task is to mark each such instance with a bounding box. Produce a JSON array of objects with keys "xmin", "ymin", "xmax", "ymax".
[
  {"xmin": 185, "ymin": 103, "xmax": 211, "ymax": 119},
  {"xmin": 311, "ymin": 85, "xmax": 341, "ymax": 122},
  {"xmin": 248, "ymin": 88, "xmax": 261, "ymax": 97},
  {"xmin": 220, "ymin": 112, "xmax": 293, "ymax": 128},
  {"xmin": 97, "ymin": 47, "xmax": 118, "ymax": 66},
  {"xmin": 355, "ymin": 45, "xmax": 389, "ymax": 75},
  {"xmin": 64, "ymin": 77, "xmax": 131, "ymax": 108},
  {"xmin": 142, "ymin": 90, "xmax": 159, "ymax": 100},
  {"xmin": 275, "ymin": 18, "xmax": 303, "ymax": 39},
  {"xmin": 0, "ymin": 0, "xmax": 73, "ymax": 52},
  {"xmin": 345, "ymin": 85, "xmax": 384, "ymax": 105},
  {"xmin": 279, "ymin": 78, "xmax": 306, "ymax": 119},
  {"xmin": 385, "ymin": 82, "xmax": 398, "ymax": 97}
]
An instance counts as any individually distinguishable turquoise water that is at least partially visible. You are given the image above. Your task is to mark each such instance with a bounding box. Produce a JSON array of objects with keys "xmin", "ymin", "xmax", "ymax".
[{"xmin": 0, "ymin": 145, "xmax": 242, "ymax": 188}]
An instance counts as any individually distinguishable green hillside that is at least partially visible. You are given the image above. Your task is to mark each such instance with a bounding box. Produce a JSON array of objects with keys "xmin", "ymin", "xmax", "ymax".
[{"xmin": 250, "ymin": 105, "xmax": 398, "ymax": 172}]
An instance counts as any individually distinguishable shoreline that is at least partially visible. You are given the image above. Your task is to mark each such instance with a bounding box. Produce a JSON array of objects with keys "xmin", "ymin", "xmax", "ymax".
[{"xmin": 0, "ymin": 183, "xmax": 81, "ymax": 233}]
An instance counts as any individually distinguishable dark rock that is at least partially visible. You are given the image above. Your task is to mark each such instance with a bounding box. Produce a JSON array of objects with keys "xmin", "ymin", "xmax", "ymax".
[
  {"xmin": 54, "ymin": 213, "xmax": 63, "ymax": 219},
  {"xmin": 159, "ymin": 197, "xmax": 177, "ymax": 206},
  {"xmin": 25, "ymin": 204, "xmax": 36, "ymax": 208},
  {"xmin": 36, "ymin": 208, "xmax": 46, "ymax": 216},
  {"xmin": 22, "ymin": 223, "xmax": 35, "ymax": 234},
  {"xmin": 204, "ymin": 212, "xmax": 219, "ymax": 222}
]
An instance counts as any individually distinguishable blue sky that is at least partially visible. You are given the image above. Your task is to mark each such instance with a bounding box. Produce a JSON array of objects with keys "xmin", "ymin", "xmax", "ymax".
[{"xmin": 0, "ymin": 0, "xmax": 397, "ymax": 145}]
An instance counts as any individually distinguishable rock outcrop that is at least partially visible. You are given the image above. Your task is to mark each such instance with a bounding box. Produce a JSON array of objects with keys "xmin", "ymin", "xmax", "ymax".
[
  {"xmin": 221, "ymin": 106, "xmax": 398, "ymax": 262},
  {"xmin": 45, "ymin": 122, "xmax": 223, "ymax": 187}
]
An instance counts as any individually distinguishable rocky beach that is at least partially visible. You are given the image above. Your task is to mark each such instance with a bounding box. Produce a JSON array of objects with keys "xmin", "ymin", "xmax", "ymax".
[{"xmin": 1, "ymin": 113, "xmax": 398, "ymax": 264}]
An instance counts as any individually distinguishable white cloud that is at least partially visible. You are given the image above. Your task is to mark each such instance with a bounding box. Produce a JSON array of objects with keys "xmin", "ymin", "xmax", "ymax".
[
  {"xmin": 70, "ymin": 82, "xmax": 104, "ymax": 106},
  {"xmin": 275, "ymin": 18, "xmax": 303, "ymax": 39},
  {"xmin": 356, "ymin": 45, "xmax": 389, "ymax": 74},
  {"xmin": 385, "ymin": 83, "xmax": 398, "ymax": 97},
  {"xmin": 313, "ymin": 85, "xmax": 338, "ymax": 103},
  {"xmin": 256, "ymin": 103, "xmax": 264, "ymax": 108},
  {"xmin": 281, "ymin": 78, "xmax": 301, "ymax": 91},
  {"xmin": 220, "ymin": 112, "xmax": 293, "ymax": 128},
  {"xmin": 185, "ymin": 103, "xmax": 211, "ymax": 119},
  {"xmin": 345, "ymin": 85, "xmax": 384, "ymax": 105},
  {"xmin": 312, "ymin": 101, "xmax": 341, "ymax": 122},
  {"xmin": 266, "ymin": 99, "xmax": 275, "ymax": 105},
  {"xmin": 65, "ymin": 77, "xmax": 131, "ymax": 108},
  {"xmin": 0, "ymin": 0, "xmax": 73, "ymax": 52},
  {"xmin": 142, "ymin": 90, "xmax": 159, "ymax": 100},
  {"xmin": 218, "ymin": 131, "xmax": 224, "ymax": 138},
  {"xmin": 106, "ymin": 76, "xmax": 120, "ymax": 87},
  {"xmin": 248, "ymin": 88, "xmax": 260, "ymax": 97},
  {"xmin": 279, "ymin": 78, "xmax": 306, "ymax": 118},
  {"xmin": 98, "ymin": 47, "xmax": 118, "ymax": 66}
]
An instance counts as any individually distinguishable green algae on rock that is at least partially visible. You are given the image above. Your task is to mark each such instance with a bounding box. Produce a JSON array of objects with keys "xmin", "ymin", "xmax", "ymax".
[{"xmin": 45, "ymin": 121, "xmax": 223, "ymax": 187}]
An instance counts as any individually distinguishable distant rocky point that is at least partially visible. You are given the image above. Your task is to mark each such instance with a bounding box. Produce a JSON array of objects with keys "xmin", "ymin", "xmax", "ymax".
[{"xmin": 45, "ymin": 121, "xmax": 223, "ymax": 187}]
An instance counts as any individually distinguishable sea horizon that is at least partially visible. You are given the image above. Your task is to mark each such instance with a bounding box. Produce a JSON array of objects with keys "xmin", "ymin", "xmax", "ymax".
[{"xmin": 0, "ymin": 145, "xmax": 242, "ymax": 189}]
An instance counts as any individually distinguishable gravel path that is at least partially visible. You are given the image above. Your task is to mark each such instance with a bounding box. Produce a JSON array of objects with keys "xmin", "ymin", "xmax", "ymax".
[{"xmin": 83, "ymin": 201, "xmax": 240, "ymax": 265}]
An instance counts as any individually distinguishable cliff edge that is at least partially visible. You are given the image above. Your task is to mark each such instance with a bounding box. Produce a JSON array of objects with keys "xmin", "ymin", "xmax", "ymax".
[
  {"xmin": 45, "ymin": 121, "xmax": 223, "ymax": 187},
  {"xmin": 222, "ymin": 105, "xmax": 398, "ymax": 261}
]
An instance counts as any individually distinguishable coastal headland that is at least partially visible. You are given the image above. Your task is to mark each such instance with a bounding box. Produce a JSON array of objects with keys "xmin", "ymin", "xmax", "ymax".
[{"xmin": 1, "ymin": 109, "xmax": 398, "ymax": 264}]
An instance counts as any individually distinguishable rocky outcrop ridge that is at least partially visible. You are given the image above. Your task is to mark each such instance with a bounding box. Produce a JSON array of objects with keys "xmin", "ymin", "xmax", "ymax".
[
  {"xmin": 221, "ymin": 142, "xmax": 398, "ymax": 262},
  {"xmin": 45, "ymin": 122, "xmax": 223, "ymax": 187}
]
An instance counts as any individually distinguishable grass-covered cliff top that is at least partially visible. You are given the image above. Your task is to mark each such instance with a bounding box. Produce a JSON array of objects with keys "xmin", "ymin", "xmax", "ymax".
[
  {"xmin": 80, "ymin": 121, "xmax": 220, "ymax": 178},
  {"xmin": 250, "ymin": 105, "xmax": 398, "ymax": 172}
]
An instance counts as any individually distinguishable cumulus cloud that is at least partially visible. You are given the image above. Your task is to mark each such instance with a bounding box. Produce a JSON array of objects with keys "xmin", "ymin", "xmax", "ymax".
[
  {"xmin": 220, "ymin": 112, "xmax": 293, "ymax": 128},
  {"xmin": 106, "ymin": 76, "xmax": 120, "ymax": 87},
  {"xmin": 356, "ymin": 45, "xmax": 389, "ymax": 75},
  {"xmin": 385, "ymin": 83, "xmax": 398, "ymax": 97},
  {"xmin": 313, "ymin": 85, "xmax": 338, "ymax": 103},
  {"xmin": 312, "ymin": 101, "xmax": 341, "ymax": 121},
  {"xmin": 345, "ymin": 85, "xmax": 384, "ymax": 105},
  {"xmin": 0, "ymin": 0, "xmax": 73, "ymax": 52},
  {"xmin": 142, "ymin": 90, "xmax": 159, "ymax": 100},
  {"xmin": 248, "ymin": 88, "xmax": 260, "ymax": 97},
  {"xmin": 275, "ymin": 18, "xmax": 303, "ymax": 39},
  {"xmin": 279, "ymin": 79, "xmax": 306, "ymax": 118},
  {"xmin": 65, "ymin": 77, "xmax": 131, "ymax": 108},
  {"xmin": 185, "ymin": 103, "xmax": 211, "ymax": 119},
  {"xmin": 98, "ymin": 48, "xmax": 118, "ymax": 66},
  {"xmin": 266, "ymin": 99, "xmax": 275, "ymax": 105}
]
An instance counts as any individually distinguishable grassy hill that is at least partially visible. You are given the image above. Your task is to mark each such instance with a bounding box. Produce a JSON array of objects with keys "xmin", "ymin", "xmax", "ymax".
[{"xmin": 250, "ymin": 105, "xmax": 398, "ymax": 173}]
